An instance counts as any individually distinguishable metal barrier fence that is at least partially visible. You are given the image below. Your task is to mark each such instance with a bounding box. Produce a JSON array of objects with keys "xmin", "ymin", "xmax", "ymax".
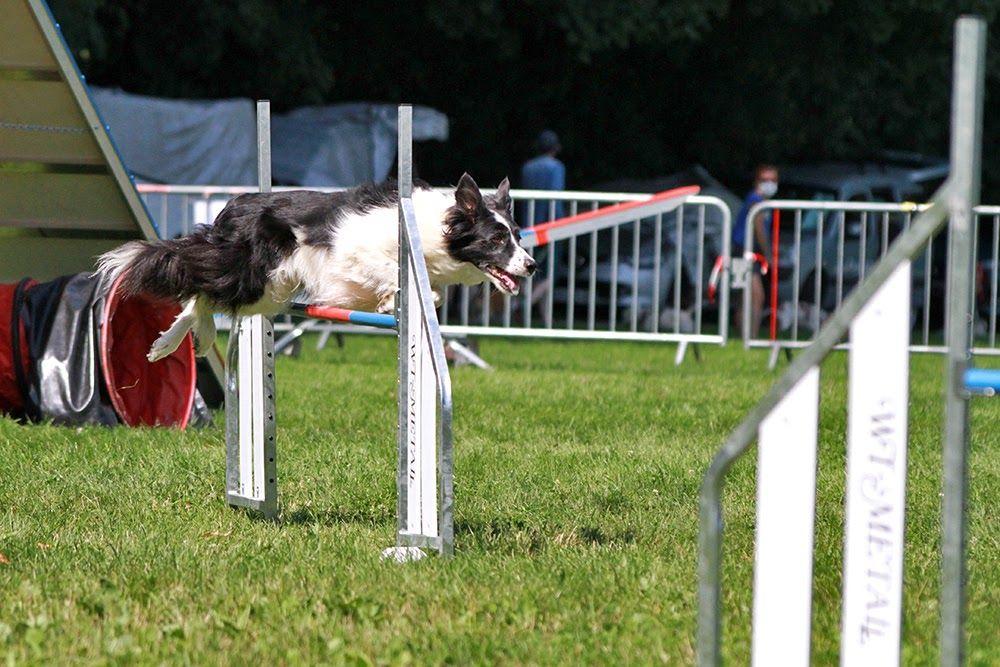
[
  {"xmin": 740, "ymin": 199, "xmax": 1000, "ymax": 362},
  {"xmin": 137, "ymin": 185, "xmax": 733, "ymax": 358}
]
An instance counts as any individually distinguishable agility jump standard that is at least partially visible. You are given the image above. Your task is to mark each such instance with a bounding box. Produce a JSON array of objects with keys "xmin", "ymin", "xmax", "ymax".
[
  {"xmin": 223, "ymin": 103, "xmax": 454, "ymax": 559},
  {"xmin": 698, "ymin": 17, "xmax": 986, "ymax": 666}
]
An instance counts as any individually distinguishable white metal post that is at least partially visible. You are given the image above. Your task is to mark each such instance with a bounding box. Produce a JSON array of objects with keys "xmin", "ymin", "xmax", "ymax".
[
  {"xmin": 751, "ymin": 367, "xmax": 820, "ymax": 667},
  {"xmin": 225, "ymin": 100, "xmax": 277, "ymax": 518},
  {"xmin": 841, "ymin": 262, "xmax": 911, "ymax": 666}
]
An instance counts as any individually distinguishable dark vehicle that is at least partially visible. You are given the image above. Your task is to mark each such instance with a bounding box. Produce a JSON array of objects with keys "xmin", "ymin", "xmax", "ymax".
[{"xmin": 767, "ymin": 157, "xmax": 949, "ymax": 331}]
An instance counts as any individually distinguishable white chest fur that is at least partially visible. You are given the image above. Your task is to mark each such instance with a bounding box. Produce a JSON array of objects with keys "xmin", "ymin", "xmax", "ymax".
[{"xmin": 271, "ymin": 189, "xmax": 486, "ymax": 311}]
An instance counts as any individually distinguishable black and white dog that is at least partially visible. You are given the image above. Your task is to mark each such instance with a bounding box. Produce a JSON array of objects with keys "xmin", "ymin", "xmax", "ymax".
[{"xmin": 97, "ymin": 174, "xmax": 536, "ymax": 361}]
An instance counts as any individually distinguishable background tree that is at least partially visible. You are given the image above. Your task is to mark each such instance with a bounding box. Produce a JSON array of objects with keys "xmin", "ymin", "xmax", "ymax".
[{"xmin": 48, "ymin": 0, "xmax": 1000, "ymax": 198}]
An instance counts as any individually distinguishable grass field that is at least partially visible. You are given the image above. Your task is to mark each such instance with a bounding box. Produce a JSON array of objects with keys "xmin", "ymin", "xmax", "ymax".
[{"xmin": 2, "ymin": 336, "xmax": 999, "ymax": 665}]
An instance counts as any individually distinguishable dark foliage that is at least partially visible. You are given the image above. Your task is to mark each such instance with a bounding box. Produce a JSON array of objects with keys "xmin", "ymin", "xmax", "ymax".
[{"xmin": 48, "ymin": 0, "xmax": 1000, "ymax": 197}]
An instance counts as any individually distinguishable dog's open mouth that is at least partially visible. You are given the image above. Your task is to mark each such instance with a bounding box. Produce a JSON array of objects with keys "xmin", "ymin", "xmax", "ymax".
[{"xmin": 484, "ymin": 265, "xmax": 520, "ymax": 295}]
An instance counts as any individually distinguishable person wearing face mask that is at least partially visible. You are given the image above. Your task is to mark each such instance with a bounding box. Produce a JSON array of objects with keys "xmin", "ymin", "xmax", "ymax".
[{"xmin": 732, "ymin": 164, "xmax": 779, "ymax": 338}]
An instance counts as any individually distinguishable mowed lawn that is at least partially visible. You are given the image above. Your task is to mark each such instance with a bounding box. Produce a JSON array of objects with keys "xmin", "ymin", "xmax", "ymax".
[{"xmin": 2, "ymin": 336, "xmax": 999, "ymax": 665}]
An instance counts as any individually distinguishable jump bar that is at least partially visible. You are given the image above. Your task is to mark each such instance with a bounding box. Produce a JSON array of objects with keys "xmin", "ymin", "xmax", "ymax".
[
  {"xmin": 964, "ymin": 368, "xmax": 1000, "ymax": 395},
  {"xmin": 290, "ymin": 303, "xmax": 398, "ymax": 330},
  {"xmin": 519, "ymin": 185, "xmax": 700, "ymax": 249}
]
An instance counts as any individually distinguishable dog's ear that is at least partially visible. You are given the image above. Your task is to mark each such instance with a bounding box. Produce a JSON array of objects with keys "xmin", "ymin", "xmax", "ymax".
[
  {"xmin": 455, "ymin": 173, "xmax": 482, "ymax": 215},
  {"xmin": 495, "ymin": 177, "xmax": 512, "ymax": 213}
]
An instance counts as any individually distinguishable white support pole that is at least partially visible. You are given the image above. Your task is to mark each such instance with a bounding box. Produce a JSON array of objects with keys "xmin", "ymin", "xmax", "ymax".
[
  {"xmin": 841, "ymin": 261, "xmax": 911, "ymax": 666},
  {"xmin": 751, "ymin": 366, "xmax": 820, "ymax": 667},
  {"xmin": 383, "ymin": 103, "xmax": 455, "ymax": 561},
  {"xmin": 225, "ymin": 314, "xmax": 277, "ymax": 514},
  {"xmin": 398, "ymin": 252, "xmax": 441, "ymax": 547},
  {"xmin": 225, "ymin": 100, "xmax": 277, "ymax": 518}
]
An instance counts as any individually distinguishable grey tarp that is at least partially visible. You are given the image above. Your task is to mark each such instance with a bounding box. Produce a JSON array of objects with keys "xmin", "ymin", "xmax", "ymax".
[
  {"xmin": 270, "ymin": 103, "xmax": 448, "ymax": 186},
  {"xmin": 91, "ymin": 88, "xmax": 448, "ymax": 187},
  {"xmin": 90, "ymin": 87, "xmax": 258, "ymax": 185}
]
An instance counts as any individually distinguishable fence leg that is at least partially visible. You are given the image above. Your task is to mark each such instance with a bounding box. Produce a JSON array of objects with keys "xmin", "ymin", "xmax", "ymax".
[
  {"xmin": 446, "ymin": 339, "xmax": 493, "ymax": 370},
  {"xmin": 674, "ymin": 340, "xmax": 688, "ymax": 366}
]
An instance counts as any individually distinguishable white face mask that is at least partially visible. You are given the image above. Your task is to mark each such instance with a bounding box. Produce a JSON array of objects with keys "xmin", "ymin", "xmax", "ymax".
[{"xmin": 759, "ymin": 180, "xmax": 778, "ymax": 197}]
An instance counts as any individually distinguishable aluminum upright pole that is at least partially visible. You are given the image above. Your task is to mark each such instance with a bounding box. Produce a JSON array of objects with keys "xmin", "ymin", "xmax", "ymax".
[
  {"xmin": 941, "ymin": 17, "xmax": 985, "ymax": 667},
  {"xmin": 225, "ymin": 101, "xmax": 277, "ymax": 518}
]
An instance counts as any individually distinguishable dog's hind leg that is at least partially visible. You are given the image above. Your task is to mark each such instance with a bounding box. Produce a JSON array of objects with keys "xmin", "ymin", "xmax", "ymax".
[
  {"xmin": 148, "ymin": 298, "xmax": 198, "ymax": 362},
  {"xmin": 191, "ymin": 300, "xmax": 217, "ymax": 357}
]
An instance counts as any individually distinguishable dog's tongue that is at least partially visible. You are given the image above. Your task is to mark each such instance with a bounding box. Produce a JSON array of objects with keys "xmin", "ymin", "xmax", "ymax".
[
  {"xmin": 487, "ymin": 266, "xmax": 519, "ymax": 294},
  {"xmin": 499, "ymin": 272, "xmax": 518, "ymax": 293}
]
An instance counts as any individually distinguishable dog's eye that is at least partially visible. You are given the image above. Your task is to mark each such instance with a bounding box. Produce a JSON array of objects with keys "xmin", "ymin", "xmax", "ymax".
[{"xmin": 492, "ymin": 234, "xmax": 507, "ymax": 246}]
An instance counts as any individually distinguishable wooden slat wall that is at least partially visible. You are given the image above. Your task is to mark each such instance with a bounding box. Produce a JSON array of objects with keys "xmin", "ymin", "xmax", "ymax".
[
  {"xmin": 0, "ymin": 0, "xmax": 58, "ymax": 70},
  {"xmin": 0, "ymin": 173, "xmax": 136, "ymax": 231},
  {"xmin": 0, "ymin": 235, "xmax": 124, "ymax": 282}
]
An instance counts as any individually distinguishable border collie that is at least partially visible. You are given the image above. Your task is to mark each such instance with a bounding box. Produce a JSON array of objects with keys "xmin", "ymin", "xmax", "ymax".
[{"xmin": 97, "ymin": 174, "xmax": 536, "ymax": 361}]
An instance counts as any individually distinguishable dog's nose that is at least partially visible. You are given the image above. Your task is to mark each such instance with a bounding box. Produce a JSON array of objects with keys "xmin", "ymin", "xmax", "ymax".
[{"xmin": 525, "ymin": 256, "xmax": 537, "ymax": 275}]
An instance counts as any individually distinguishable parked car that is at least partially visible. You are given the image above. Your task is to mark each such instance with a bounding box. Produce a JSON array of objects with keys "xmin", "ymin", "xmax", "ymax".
[
  {"xmin": 767, "ymin": 157, "xmax": 949, "ymax": 330},
  {"xmin": 779, "ymin": 154, "xmax": 949, "ymax": 203}
]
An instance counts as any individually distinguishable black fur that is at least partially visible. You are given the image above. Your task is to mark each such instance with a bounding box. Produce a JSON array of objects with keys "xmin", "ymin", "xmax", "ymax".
[
  {"xmin": 444, "ymin": 175, "xmax": 522, "ymax": 272},
  {"xmin": 107, "ymin": 175, "xmax": 533, "ymax": 315},
  {"xmin": 116, "ymin": 183, "xmax": 418, "ymax": 312}
]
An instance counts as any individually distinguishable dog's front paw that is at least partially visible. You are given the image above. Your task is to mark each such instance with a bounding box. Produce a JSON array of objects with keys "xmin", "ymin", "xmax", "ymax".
[
  {"xmin": 376, "ymin": 293, "xmax": 396, "ymax": 314},
  {"xmin": 147, "ymin": 337, "xmax": 175, "ymax": 363}
]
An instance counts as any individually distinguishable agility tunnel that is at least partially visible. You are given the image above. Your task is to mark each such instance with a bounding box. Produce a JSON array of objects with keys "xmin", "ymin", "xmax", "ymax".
[{"xmin": 0, "ymin": 273, "xmax": 197, "ymax": 427}]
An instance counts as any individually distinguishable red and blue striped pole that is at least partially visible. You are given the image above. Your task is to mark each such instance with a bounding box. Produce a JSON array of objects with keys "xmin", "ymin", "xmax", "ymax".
[{"xmin": 289, "ymin": 303, "xmax": 397, "ymax": 330}]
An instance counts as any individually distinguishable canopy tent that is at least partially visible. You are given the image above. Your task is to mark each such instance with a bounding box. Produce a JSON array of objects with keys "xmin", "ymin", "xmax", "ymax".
[{"xmin": 0, "ymin": 0, "xmax": 224, "ymax": 407}]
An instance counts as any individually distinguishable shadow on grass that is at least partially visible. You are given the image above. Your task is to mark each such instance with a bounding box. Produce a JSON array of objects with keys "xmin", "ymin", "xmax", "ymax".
[
  {"xmin": 456, "ymin": 516, "xmax": 637, "ymax": 554},
  {"xmin": 240, "ymin": 506, "xmax": 639, "ymax": 553},
  {"xmin": 278, "ymin": 505, "xmax": 394, "ymax": 528}
]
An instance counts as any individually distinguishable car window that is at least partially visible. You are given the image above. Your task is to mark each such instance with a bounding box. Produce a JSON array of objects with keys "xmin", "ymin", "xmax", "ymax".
[
  {"xmin": 778, "ymin": 186, "xmax": 837, "ymax": 232},
  {"xmin": 780, "ymin": 185, "xmax": 838, "ymax": 202},
  {"xmin": 871, "ymin": 187, "xmax": 897, "ymax": 202}
]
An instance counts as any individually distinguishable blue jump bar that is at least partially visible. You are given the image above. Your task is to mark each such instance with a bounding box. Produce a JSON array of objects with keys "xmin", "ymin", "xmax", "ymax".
[
  {"xmin": 964, "ymin": 368, "xmax": 1000, "ymax": 395},
  {"xmin": 343, "ymin": 309, "xmax": 398, "ymax": 329},
  {"xmin": 289, "ymin": 303, "xmax": 398, "ymax": 330}
]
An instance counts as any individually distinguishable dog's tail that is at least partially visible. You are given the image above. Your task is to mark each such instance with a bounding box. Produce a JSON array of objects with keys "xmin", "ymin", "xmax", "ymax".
[{"xmin": 95, "ymin": 239, "xmax": 198, "ymax": 302}]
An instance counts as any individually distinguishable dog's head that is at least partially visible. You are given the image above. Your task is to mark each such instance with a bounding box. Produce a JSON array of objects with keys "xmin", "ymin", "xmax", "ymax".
[{"xmin": 444, "ymin": 173, "xmax": 537, "ymax": 295}]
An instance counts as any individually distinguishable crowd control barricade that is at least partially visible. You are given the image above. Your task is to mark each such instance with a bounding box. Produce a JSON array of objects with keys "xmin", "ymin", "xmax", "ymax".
[
  {"xmin": 439, "ymin": 190, "xmax": 731, "ymax": 359},
  {"xmin": 738, "ymin": 198, "xmax": 1000, "ymax": 365},
  {"xmin": 137, "ymin": 185, "xmax": 733, "ymax": 362}
]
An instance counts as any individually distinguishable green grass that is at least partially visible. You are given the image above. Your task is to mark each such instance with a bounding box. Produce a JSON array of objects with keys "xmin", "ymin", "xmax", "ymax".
[{"xmin": 1, "ymin": 337, "xmax": 999, "ymax": 665}]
